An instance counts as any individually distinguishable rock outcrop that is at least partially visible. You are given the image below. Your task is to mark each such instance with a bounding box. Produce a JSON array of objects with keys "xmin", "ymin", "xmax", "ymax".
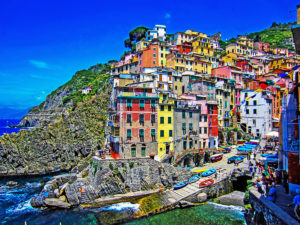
[
  {"xmin": 217, "ymin": 191, "xmax": 245, "ymax": 206},
  {"xmin": 31, "ymin": 158, "xmax": 194, "ymax": 208},
  {"xmin": 0, "ymin": 76, "xmax": 111, "ymax": 176}
]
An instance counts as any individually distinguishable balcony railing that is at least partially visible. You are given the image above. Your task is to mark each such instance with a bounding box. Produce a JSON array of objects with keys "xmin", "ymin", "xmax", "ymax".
[{"xmin": 118, "ymin": 92, "xmax": 159, "ymax": 98}]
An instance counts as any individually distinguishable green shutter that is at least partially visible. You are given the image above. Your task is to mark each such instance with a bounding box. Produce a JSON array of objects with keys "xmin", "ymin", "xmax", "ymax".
[
  {"xmin": 127, "ymin": 129, "xmax": 131, "ymax": 137},
  {"xmin": 151, "ymin": 129, "xmax": 155, "ymax": 136},
  {"xmin": 182, "ymin": 123, "xmax": 186, "ymax": 130},
  {"xmin": 139, "ymin": 129, "xmax": 144, "ymax": 137},
  {"xmin": 140, "ymin": 100, "xmax": 145, "ymax": 108},
  {"xmin": 169, "ymin": 130, "xmax": 173, "ymax": 137},
  {"xmin": 168, "ymin": 117, "xmax": 171, "ymax": 124},
  {"xmin": 127, "ymin": 99, "xmax": 132, "ymax": 107},
  {"xmin": 182, "ymin": 111, "xmax": 186, "ymax": 118},
  {"xmin": 160, "ymin": 117, "xmax": 164, "ymax": 124},
  {"xmin": 160, "ymin": 130, "xmax": 164, "ymax": 137},
  {"xmin": 189, "ymin": 123, "xmax": 193, "ymax": 131},
  {"xmin": 151, "ymin": 100, "xmax": 155, "ymax": 107}
]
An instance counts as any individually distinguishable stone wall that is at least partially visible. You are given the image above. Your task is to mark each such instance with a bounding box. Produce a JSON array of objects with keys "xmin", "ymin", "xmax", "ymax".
[
  {"xmin": 184, "ymin": 176, "xmax": 233, "ymax": 203},
  {"xmin": 248, "ymin": 187, "xmax": 299, "ymax": 225}
]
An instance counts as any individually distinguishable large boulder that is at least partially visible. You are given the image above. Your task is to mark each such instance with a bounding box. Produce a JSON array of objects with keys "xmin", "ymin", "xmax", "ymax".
[
  {"xmin": 217, "ymin": 191, "xmax": 245, "ymax": 206},
  {"xmin": 43, "ymin": 198, "xmax": 71, "ymax": 208},
  {"xmin": 197, "ymin": 193, "xmax": 207, "ymax": 203}
]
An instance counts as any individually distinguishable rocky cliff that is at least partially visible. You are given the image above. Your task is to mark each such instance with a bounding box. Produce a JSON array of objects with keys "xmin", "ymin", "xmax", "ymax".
[
  {"xmin": 0, "ymin": 66, "xmax": 111, "ymax": 176},
  {"xmin": 31, "ymin": 158, "xmax": 193, "ymax": 208}
]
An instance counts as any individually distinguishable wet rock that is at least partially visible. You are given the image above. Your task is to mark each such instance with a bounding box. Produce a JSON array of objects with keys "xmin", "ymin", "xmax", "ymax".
[
  {"xmin": 6, "ymin": 181, "xmax": 18, "ymax": 187},
  {"xmin": 217, "ymin": 191, "xmax": 245, "ymax": 206},
  {"xmin": 65, "ymin": 184, "xmax": 80, "ymax": 205},
  {"xmin": 59, "ymin": 195, "xmax": 67, "ymax": 202},
  {"xmin": 54, "ymin": 189, "xmax": 60, "ymax": 198},
  {"xmin": 59, "ymin": 183, "xmax": 68, "ymax": 196},
  {"xmin": 197, "ymin": 193, "xmax": 207, "ymax": 203},
  {"xmin": 30, "ymin": 195, "xmax": 46, "ymax": 208},
  {"xmin": 43, "ymin": 198, "xmax": 71, "ymax": 208}
]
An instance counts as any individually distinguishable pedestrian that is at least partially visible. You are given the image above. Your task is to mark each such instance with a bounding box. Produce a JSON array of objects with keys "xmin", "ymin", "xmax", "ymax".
[
  {"xmin": 256, "ymin": 177, "xmax": 266, "ymax": 195},
  {"xmin": 253, "ymin": 151, "xmax": 256, "ymax": 160},
  {"xmin": 235, "ymin": 159, "xmax": 239, "ymax": 167},
  {"xmin": 287, "ymin": 194, "xmax": 300, "ymax": 220},
  {"xmin": 266, "ymin": 182, "xmax": 276, "ymax": 202},
  {"xmin": 247, "ymin": 152, "xmax": 251, "ymax": 160}
]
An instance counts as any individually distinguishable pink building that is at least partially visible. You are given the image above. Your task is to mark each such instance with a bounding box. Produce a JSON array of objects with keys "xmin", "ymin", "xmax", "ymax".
[{"xmin": 254, "ymin": 42, "xmax": 270, "ymax": 52}]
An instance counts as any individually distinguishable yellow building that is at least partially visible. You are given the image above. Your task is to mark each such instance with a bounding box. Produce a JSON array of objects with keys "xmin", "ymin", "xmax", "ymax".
[
  {"xmin": 172, "ymin": 74, "xmax": 183, "ymax": 96},
  {"xmin": 237, "ymin": 35, "xmax": 254, "ymax": 49},
  {"xmin": 268, "ymin": 57, "xmax": 299, "ymax": 70},
  {"xmin": 136, "ymin": 40, "xmax": 149, "ymax": 52},
  {"xmin": 222, "ymin": 53, "xmax": 238, "ymax": 66},
  {"xmin": 158, "ymin": 42, "xmax": 170, "ymax": 67},
  {"xmin": 166, "ymin": 52, "xmax": 212, "ymax": 74},
  {"xmin": 226, "ymin": 43, "xmax": 252, "ymax": 56},
  {"xmin": 158, "ymin": 93, "xmax": 175, "ymax": 158},
  {"xmin": 191, "ymin": 33, "xmax": 214, "ymax": 56}
]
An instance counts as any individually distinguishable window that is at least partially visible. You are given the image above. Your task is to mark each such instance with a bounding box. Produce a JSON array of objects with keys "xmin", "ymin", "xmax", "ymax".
[
  {"xmin": 161, "ymin": 46, "xmax": 164, "ymax": 51},
  {"xmin": 163, "ymin": 95, "xmax": 167, "ymax": 101},
  {"xmin": 139, "ymin": 114, "xmax": 144, "ymax": 124},
  {"xmin": 182, "ymin": 111, "xmax": 186, "ymax": 118},
  {"xmin": 245, "ymin": 93, "xmax": 248, "ymax": 98},
  {"xmin": 161, "ymin": 53, "xmax": 163, "ymax": 58},
  {"xmin": 151, "ymin": 100, "xmax": 156, "ymax": 108},
  {"xmin": 189, "ymin": 112, "xmax": 192, "ymax": 118},
  {"xmin": 199, "ymin": 127, "xmax": 202, "ymax": 134},
  {"xmin": 200, "ymin": 116, "xmax": 202, "ymax": 122},
  {"xmin": 253, "ymin": 100, "xmax": 257, "ymax": 106},
  {"xmin": 175, "ymin": 85, "xmax": 177, "ymax": 90},
  {"xmin": 246, "ymin": 109, "xmax": 249, "ymax": 114},
  {"xmin": 160, "ymin": 117, "xmax": 164, "ymax": 124},
  {"xmin": 151, "ymin": 129, "xmax": 155, "ymax": 137},
  {"xmin": 253, "ymin": 109, "xmax": 257, "ymax": 114},
  {"xmin": 127, "ymin": 99, "xmax": 132, "ymax": 108},
  {"xmin": 168, "ymin": 117, "xmax": 172, "ymax": 124},
  {"xmin": 139, "ymin": 129, "xmax": 144, "ymax": 137},
  {"xmin": 204, "ymin": 127, "xmax": 207, "ymax": 134},
  {"xmin": 127, "ymin": 129, "xmax": 132, "ymax": 138},
  {"xmin": 160, "ymin": 130, "xmax": 164, "ymax": 137},
  {"xmin": 246, "ymin": 101, "xmax": 249, "ymax": 106},
  {"xmin": 160, "ymin": 105, "xmax": 164, "ymax": 111},
  {"xmin": 189, "ymin": 123, "xmax": 193, "ymax": 131},
  {"xmin": 139, "ymin": 100, "xmax": 145, "ymax": 109},
  {"xmin": 153, "ymin": 60, "xmax": 156, "ymax": 64},
  {"xmin": 168, "ymin": 105, "xmax": 171, "ymax": 111},
  {"xmin": 169, "ymin": 130, "xmax": 173, "ymax": 137},
  {"xmin": 183, "ymin": 141, "xmax": 187, "ymax": 150},
  {"xmin": 153, "ymin": 47, "xmax": 156, "ymax": 50},
  {"xmin": 182, "ymin": 123, "xmax": 186, "ymax": 131},
  {"xmin": 151, "ymin": 114, "xmax": 155, "ymax": 123},
  {"xmin": 127, "ymin": 114, "xmax": 132, "ymax": 123},
  {"xmin": 253, "ymin": 119, "xmax": 256, "ymax": 125},
  {"xmin": 204, "ymin": 116, "xmax": 207, "ymax": 122},
  {"xmin": 189, "ymin": 140, "xmax": 193, "ymax": 149},
  {"xmin": 153, "ymin": 53, "xmax": 156, "ymax": 57}
]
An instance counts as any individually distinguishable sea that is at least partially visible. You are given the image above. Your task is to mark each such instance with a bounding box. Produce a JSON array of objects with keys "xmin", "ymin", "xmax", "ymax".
[
  {"xmin": 0, "ymin": 119, "xmax": 23, "ymax": 136},
  {"xmin": 0, "ymin": 119, "xmax": 246, "ymax": 224}
]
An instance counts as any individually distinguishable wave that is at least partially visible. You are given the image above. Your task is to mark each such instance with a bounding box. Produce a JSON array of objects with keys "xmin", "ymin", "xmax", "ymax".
[
  {"xmin": 208, "ymin": 202, "xmax": 245, "ymax": 212},
  {"xmin": 102, "ymin": 202, "xmax": 140, "ymax": 212}
]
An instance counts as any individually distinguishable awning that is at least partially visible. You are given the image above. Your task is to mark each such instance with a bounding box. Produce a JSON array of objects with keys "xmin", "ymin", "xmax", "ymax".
[{"xmin": 266, "ymin": 131, "xmax": 279, "ymax": 138}]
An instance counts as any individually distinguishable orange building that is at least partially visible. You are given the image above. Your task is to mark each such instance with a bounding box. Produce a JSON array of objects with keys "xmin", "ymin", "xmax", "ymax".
[{"xmin": 137, "ymin": 44, "xmax": 159, "ymax": 72}]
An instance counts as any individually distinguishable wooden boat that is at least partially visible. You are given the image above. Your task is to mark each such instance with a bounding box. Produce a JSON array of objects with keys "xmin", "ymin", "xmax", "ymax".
[
  {"xmin": 199, "ymin": 179, "xmax": 214, "ymax": 187},
  {"xmin": 191, "ymin": 168, "xmax": 208, "ymax": 173},
  {"xmin": 173, "ymin": 181, "xmax": 188, "ymax": 190},
  {"xmin": 237, "ymin": 139, "xmax": 246, "ymax": 144},
  {"xmin": 219, "ymin": 148, "xmax": 231, "ymax": 153},
  {"xmin": 189, "ymin": 175, "xmax": 201, "ymax": 184},
  {"xmin": 202, "ymin": 168, "xmax": 216, "ymax": 177},
  {"xmin": 211, "ymin": 153, "xmax": 223, "ymax": 162}
]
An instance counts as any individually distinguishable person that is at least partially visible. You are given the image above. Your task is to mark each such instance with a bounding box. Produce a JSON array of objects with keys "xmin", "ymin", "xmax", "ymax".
[
  {"xmin": 266, "ymin": 182, "xmax": 276, "ymax": 202},
  {"xmin": 256, "ymin": 177, "xmax": 266, "ymax": 195},
  {"xmin": 253, "ymin": 151, "xmax": 256, "ymax": 160},
  {"xmin": 247, "ymin": 152, "xmax": 251, "ymax": 160},
  {"xmin": 287, "ymin": 194, "xmax": 300, "ymax": 220},
  {"xmin": 234, "ymin": 159, "xmax": 239, "ymax": 167}
]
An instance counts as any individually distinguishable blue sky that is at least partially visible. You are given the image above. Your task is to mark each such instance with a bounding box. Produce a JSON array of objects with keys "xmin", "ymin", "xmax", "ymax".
[{"xmin": 0, "ymin": 0, "xmax": 298, "ymax": 110}]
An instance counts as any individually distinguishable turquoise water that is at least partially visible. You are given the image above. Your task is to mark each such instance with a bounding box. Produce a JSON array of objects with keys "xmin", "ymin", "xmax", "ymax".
[{"xmin": 126, "ymin": 203, "xmax": 246, "ymax": 225}]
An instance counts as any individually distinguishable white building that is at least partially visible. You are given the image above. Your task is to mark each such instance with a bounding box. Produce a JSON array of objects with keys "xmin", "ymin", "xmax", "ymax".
[
  {"xmin": 145, "ymin": 25, "xmax": 166, "ymax": 41},
  {"xmin": 240, "ymin": 90, "xmax": 273, "ymax": 138}
]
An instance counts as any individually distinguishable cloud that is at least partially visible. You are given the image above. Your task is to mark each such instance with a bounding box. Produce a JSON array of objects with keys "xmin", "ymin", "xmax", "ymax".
[
  {"xmin": 29, "ymin": 59, "xmax": 48, "ymax": 69},
  {"xmin": 165, "ymin": 13, "xmax": 171, "ymax": 19}
]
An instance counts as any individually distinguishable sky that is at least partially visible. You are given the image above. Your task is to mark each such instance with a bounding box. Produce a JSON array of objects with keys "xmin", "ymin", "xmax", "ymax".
[{"xmin": 0, "ymin": 0, "xmax": 298, "ymax": 112}]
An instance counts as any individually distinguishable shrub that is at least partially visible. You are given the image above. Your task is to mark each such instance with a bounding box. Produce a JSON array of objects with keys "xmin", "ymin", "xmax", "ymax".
[
  {"xmin": 113, "ymin": 169, "xmax": 120, "ymax": 175},
  {"xmin": 93, "ymin": 162, "xmax": 98, "ymax": 170},
  {"xmin": 109, "ymin": 163, "xmax": 114, "ymax": 170},
  {"xmin": 129, "ymin": 162, "xmax": 134, "ymax": 168},
  {"xmin": 89, "ymin": 159, "xmax": 93, "ymax": 165}
]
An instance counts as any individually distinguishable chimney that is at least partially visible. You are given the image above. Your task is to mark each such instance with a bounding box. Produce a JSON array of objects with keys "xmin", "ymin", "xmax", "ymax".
[{"xmin": 298, "ymin": 5, "xmax": 300, "ymax": 24}]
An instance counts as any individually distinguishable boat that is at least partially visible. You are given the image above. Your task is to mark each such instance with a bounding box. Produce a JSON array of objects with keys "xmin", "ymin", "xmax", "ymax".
[
  {"xmin": 237, "ymin": 139, "xmax": 246, "ymax": 144},
  {"xmin": 219, "ymin": 147, "xmax": 231, "ymax": 153},
  {"xmin": 173, "ymin": 181, "xmax": 189, "ymax": 190},
  {"xmin": 199, "ymin": 179, "xmax": 214, "ymax": 187},
  {"xmin": 211, "ymin": 153, "xmax": 223, "ymax": 162},
  {"xmin": 191, "ymin": 168, "xmax": 208, "ymax": 173},
  {"xmin": 189, "ymin": 175, "xmax": 201, "ymax": 184},
  {"xmin": 202, "ymin": 168, "xmax": 216, "ymax": 177}
]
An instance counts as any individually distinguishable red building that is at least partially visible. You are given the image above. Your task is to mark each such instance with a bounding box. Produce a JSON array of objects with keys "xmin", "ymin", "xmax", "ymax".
[
  {"xmin": 110, "ymin": 87, "xmax": 159, "ymax": 159},
  {"xmin": 236, "ymin": 60, "xmax": 253, "ymax": 72},
  {"xmin": 254, "ymin": 42, "xmax": 270, "ymax": 52},
  {"xmin": 177, "ymin": 42, "xmax": 192, "ymax": 54},
  {"xmin": 207, "ymin": 103, "xmax": 218, "ymax": 147},
  {"xmin": 138, "ymin": 44, "xmax": 159, "ymax": 72}
]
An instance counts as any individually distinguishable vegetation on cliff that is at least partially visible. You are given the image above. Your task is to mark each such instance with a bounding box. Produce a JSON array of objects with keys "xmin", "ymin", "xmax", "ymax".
[{"xmin": 247, "ymin": 22, "xmax": 296, "ymax": 50}]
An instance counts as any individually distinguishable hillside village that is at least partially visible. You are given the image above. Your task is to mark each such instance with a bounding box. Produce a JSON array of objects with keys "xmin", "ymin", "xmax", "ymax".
[{"xmin": 106, "ymin": 24, "xmax": 299, "ymax": 167}]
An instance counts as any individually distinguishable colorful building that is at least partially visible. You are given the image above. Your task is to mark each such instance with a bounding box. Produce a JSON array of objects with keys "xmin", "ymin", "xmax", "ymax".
[
  {"xmin": 191, "ymin": 33, "xmax": 214, "ymax": 56},
  {"xmin": 145, "ymin": 25, "xmax": 166, "ymax": 41},
  {"xmin": 268, "ymin": 57, "xmax": 299, "ymax": 71}
]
